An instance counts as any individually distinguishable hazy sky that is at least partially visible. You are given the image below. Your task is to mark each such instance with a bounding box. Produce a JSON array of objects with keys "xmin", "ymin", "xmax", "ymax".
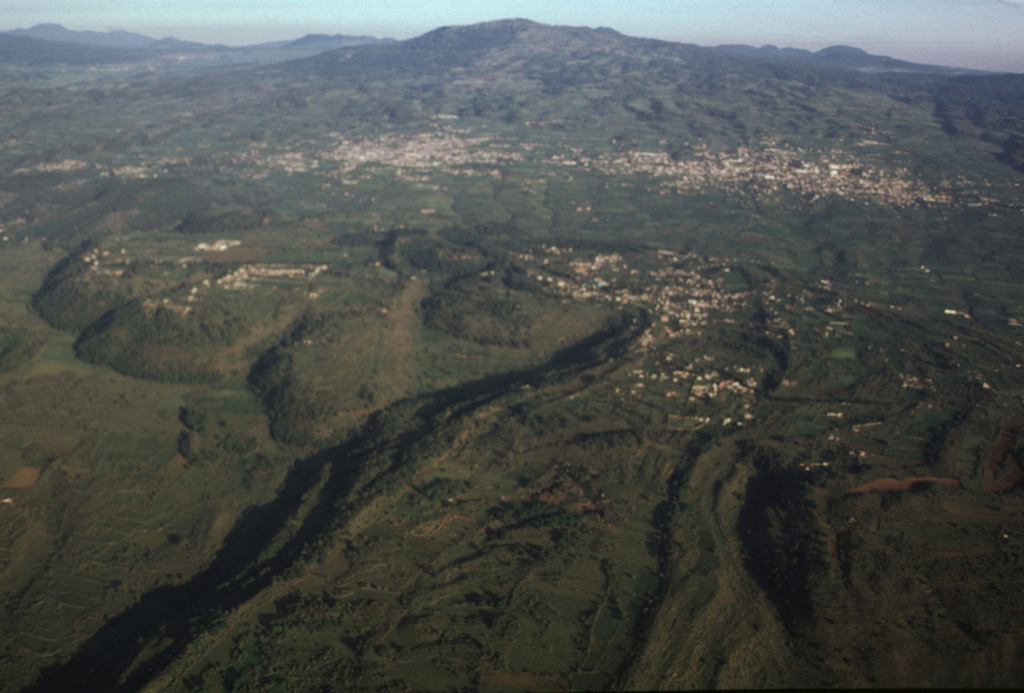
[{"xmin": 3, "ymin": 0, "xmax": 1022, "ymax": 72}]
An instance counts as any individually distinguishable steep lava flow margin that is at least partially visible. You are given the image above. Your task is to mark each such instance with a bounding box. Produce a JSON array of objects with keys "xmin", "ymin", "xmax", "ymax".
[{"xmin": 983, "ymin": 414, "xmax": 1024, "ymax": 493}]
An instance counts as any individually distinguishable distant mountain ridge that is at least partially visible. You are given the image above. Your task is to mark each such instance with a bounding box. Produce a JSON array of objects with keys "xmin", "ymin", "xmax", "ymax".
[
  {"xmin": 1, "ymin": 23, "xmax": 392, "ymax": 53},
  {"xmin": 0, "ymin": 23, "xmax": 396, "ymax": 66},
  {"xmin": 713, "ymin": 42, "xmax": 988, "ymax": 75},
  {"xmin": 3, "ymin": 23, "xmax": 219, "ymax": 51},
  {"xmin": 388, "ymin": 19, "xmax": 987, "ymax": 75},
  {"xmin": 5, "ymin": 23, "xmax": 158, "ymax": 49},
  {"xmin": 0, "ymin": 19, "xmax": 998, "ymax": 75}
]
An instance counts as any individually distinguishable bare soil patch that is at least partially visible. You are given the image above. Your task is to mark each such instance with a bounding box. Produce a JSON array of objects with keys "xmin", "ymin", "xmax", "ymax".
[
  {"xmin": 849, "ymin": 476, "xmax": 962, "ymax": 493},
  {"xmin": 2, "ymin": 466, "xmax": 41, "ymax": 488}
]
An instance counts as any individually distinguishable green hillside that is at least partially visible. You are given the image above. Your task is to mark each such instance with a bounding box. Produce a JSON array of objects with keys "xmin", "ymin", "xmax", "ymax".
[{"xmin": 2, "ymin": 19, "xmax": 1024, "ymax": 691}]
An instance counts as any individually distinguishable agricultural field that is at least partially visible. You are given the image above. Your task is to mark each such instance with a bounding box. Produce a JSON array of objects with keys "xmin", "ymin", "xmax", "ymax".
[{"xmin": 2, "ymin": 18, "xmax": 1024, "ymax": 691}]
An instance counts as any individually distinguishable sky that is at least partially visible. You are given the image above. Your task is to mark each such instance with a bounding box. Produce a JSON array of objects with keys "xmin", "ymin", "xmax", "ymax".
[{"xmin": 2, "ymin": 0, "xmax": 1022, "ymax": 72}]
